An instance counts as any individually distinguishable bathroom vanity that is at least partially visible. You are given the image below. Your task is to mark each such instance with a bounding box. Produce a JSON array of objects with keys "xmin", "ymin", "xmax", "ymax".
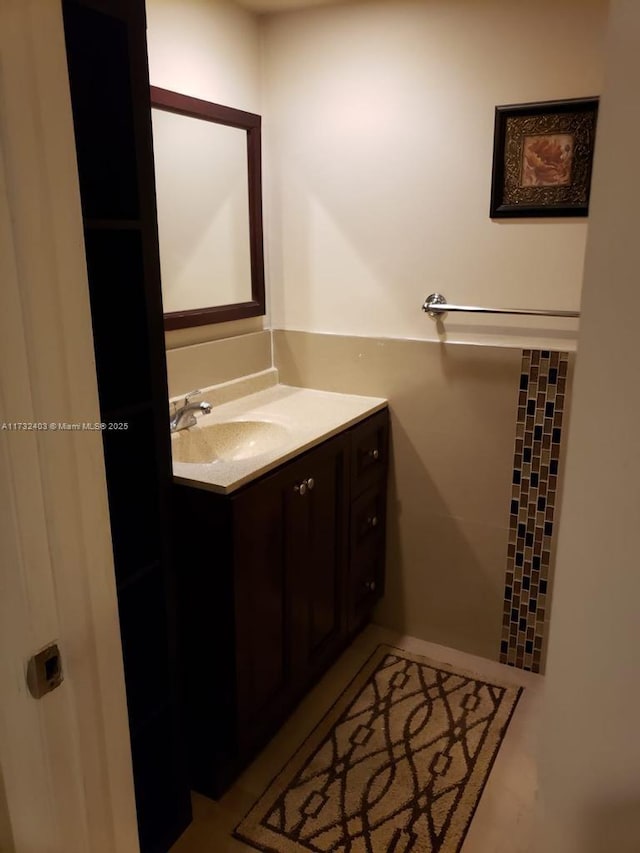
[{"xmin": 171, "ymin": 386, "xmax": 389, "ymax": 796}]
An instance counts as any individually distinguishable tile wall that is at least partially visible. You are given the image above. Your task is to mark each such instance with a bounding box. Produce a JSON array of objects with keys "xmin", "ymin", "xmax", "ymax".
[
  {"xmin": 501, "ymin": 350, "xmax": 571, "ymax": 673},
  {"xmin": 164, "ymin": 329, "xmax": 271, "ymax": 399}
]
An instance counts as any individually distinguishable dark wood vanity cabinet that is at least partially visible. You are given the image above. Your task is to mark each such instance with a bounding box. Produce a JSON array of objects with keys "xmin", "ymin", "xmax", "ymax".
[{"xmin": 174, "ymin": 407, "xmax": 389, "ymax": 797}]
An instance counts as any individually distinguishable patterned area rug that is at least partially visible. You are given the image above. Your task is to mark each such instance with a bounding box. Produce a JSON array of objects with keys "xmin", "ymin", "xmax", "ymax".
[{"xmin": 234, "ymin": 644, "xmax": 522, "ymax": 853}]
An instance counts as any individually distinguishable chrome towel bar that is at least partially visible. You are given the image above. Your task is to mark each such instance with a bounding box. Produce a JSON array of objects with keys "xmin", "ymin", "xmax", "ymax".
[{"xmin": 422, "ymin": 293, "xmax": 580, "ymax": 319}]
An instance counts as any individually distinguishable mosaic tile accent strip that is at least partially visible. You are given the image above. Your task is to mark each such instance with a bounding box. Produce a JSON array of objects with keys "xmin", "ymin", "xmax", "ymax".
[{"xmin": 500, "ymin": 349, "xmax": 569, "ymax": 673}]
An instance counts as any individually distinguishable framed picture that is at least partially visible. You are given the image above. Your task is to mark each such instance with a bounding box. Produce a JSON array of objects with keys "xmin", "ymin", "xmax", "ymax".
[{"xmin": 490, "ymin": 97, "xmax": 599, "ymax": 218}]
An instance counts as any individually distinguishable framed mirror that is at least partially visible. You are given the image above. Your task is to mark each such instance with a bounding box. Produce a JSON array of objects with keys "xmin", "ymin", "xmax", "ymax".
[{"xmin": 150, "ymin": 86, "xmax": 265, "ymax": 329}]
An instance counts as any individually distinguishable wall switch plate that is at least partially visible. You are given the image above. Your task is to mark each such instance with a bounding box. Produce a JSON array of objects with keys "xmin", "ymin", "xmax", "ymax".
[{"xmin": 26, "ymin": 643, "xmax": 63, "ymax": 699}]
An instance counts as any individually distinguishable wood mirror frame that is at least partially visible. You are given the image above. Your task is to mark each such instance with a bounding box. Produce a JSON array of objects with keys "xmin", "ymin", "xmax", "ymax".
[{"xmin": 150, "ymin": 86, "xmax": 266, "ymax": 330}]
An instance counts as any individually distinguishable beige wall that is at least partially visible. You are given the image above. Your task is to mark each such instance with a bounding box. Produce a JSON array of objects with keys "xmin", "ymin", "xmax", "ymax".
[
  {"xmin": 537, "ymin": 1, "xmax": 640, "ymax": 849},
  {"xmin": 275, "ymin": 330, "xmax": 522, "ymax": 659},
  {"xmin": 262, "ymin": 0, "xmax": 596, "ymax": 661},
  {"xmin": 146, "ymin": 0, "xmax": 266, "ymax": 350},
  {"xmin": 150, "ymin": 0, "xmax": 593, "ymax": 663},
  {"xmin": 146, "ymin": 0, "xmax": 261, "ymax": 113},
  {"xmin": 166, "ymin": 329, "xmax": 272, "ymax": 398},
  {"xmin": 149, "ymin": 0, "xmax": 608, "ymax": 381},
  {"xmin": 262, "ymin": 0, "xmax": 607, "ymax": 349}
]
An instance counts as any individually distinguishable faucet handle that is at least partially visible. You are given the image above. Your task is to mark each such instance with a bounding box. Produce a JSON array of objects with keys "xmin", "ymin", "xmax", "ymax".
[{"xmin": 184, "ymin": 389, "xmax": 202, "ymax": 405}]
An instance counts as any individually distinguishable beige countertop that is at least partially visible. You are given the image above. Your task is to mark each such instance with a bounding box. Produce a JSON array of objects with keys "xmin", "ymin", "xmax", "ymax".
[{"xmin": 171, "ymin": 384, "xmax": 387, "ymax": 494}]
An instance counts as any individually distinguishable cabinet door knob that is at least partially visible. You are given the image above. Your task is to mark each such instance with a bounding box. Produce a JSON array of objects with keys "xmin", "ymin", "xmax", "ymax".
[
  {"xmin": 307, "ymin": 477, "xmax": 315, "ymax": 491},
  {"xmin": 370, "ymin": 580, "xmax": 376, "ymax": 592},
  {"xmin": 368, "ymin": 515, "xmax": 378, "ymax": 528},
  {"xmin": 369, "ymin": 448, "xmax": 380, "ymax": 460},
  {"xmin": 294, "ymin": 481, "xmax": 307, "ymax": 496}
]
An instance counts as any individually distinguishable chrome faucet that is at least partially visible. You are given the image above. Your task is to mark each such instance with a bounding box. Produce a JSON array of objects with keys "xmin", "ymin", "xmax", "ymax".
[{"xmin": 170, "ymin": 390, "xmax": 212, "ymax": 432}]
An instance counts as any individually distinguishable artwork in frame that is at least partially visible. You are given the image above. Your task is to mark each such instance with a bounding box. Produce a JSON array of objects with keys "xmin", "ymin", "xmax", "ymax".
[{"xmin": 490, "ymin": 97, "xmax": 599, "ymax": 218}]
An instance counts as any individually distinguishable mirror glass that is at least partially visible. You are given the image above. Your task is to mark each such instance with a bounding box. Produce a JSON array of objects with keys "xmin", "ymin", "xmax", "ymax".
[
  {"xmin": 152, "ymin": 110, "xmax": 251, "ymax": 311},
  {"xmin": 150, "ymin": 87, "xmax": 265, "ymax": 329}
]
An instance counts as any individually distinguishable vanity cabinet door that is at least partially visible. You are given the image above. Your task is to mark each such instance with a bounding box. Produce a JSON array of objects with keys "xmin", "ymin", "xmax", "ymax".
[
  {"xmin": 287, "ymin": 434, "xmax": 349, "ymax": 686},
  {"xmin": 232, "ymin": 432, "xmax": 348, "ymax": 758},
  {"xmin": 233, "ymin": 471, "xmax": 291, "ymax": 758}
]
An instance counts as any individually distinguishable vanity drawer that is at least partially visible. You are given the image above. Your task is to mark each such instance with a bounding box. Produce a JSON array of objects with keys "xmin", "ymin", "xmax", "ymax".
[
  {"xmin": 350, "ymin": 485, "xmax": 386, "ymax": 559},
  {"xmin": 350, "ymin": 409, "xmax": 389, "ymax": 496},
  {"xmin": 348, "ymin": 546, "xmax": 385, "ymax": 633}
]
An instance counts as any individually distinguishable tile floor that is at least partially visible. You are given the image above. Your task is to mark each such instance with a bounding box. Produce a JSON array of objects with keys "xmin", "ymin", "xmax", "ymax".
[{"xmin": 170, "ymin": 624, "xmax": 543, "ymax": 853}]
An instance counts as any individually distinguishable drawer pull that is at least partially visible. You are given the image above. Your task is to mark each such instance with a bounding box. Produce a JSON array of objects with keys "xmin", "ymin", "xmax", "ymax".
[
  {"xmin": 368, "ymin": 515, "xmax": 378, "ymax": 528},
  {"xmin": 364, "ymin": 578, "xmax": 377, "ymax": 592},
  {"xmin": 368, "ymin": 449, "xmax": 380, "ymax": 461},
  {"xmin": 307, "ymin": 477, "xmax": 315, "ymax": 491}
]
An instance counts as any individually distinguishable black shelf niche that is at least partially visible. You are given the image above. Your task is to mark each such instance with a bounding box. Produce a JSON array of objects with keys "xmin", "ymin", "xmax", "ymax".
[{"xmin": 62, "ymin": 1, "xmax": 192, "ymax": 850}]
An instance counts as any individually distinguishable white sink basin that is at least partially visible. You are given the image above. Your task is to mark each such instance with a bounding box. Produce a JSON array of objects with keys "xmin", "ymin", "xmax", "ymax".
[
  {"xmin": 171, "ymin": 420, "xmax": 289, "ymax": 464},
  {"xmin": 170, "ymin": 384, "xmax": 387, "ymax": 494}
]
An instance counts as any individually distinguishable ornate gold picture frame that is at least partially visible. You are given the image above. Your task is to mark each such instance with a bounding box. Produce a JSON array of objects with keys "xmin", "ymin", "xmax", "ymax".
[{"xmin": 490, "ymin": 97, "xmax": 599, "ymax": 218}]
